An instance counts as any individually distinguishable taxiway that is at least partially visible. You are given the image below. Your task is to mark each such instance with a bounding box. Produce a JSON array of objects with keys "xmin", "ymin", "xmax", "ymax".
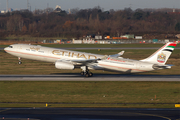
[{"xmin": 0, "ymin": 108, "xmax": 180, "ymax": 120}]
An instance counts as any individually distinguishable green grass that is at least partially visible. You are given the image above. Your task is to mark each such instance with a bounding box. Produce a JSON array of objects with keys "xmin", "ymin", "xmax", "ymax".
[
  {"xmin": 0, "ymin": 45, "xmax": 9, "ymax": 48},
  {"xmin": 0, "ymin": 81, "xmax": 179, "ymax": 108},
  {"xmin": 0, "ymin": 103, "xmax": 176, "ymax": 108}
]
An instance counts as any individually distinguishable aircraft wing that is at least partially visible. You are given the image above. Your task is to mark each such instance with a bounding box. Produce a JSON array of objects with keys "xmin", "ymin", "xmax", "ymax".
[
  {"xmin": 109, "ymin": 51, "xmax": 125, "ymax": 58},
  {"xmin": 71, "ymin": 58, "xmax": 101, "ymax": 63},
  {"xmin": 70, "ymin": 55, "xmax": 110, "ymax": 64},
  {"xmin": 56, "ymin": 55, "xmax": 108, "ymax": 66}
]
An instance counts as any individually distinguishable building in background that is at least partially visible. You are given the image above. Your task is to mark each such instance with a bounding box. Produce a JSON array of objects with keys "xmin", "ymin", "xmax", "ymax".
[{"xmin": 54, "ymin": 5, "xmax": 62, "ymax": 12}]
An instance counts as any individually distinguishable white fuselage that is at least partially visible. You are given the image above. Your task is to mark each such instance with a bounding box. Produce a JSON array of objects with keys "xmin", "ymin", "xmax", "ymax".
[{"xmin": 4, "ymin": 44, "xmax": 155, "ymax": 73}]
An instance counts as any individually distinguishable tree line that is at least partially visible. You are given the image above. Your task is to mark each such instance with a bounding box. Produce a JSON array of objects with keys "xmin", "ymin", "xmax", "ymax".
[{"xmin": 1, "ymin": 7, "xmax": 180, "ymax": 39}]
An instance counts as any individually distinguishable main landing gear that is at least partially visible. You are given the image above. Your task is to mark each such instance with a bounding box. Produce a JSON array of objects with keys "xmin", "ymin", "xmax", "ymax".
[
  {"xmin": 18, "ymin": 57, "xmax": 22, "ymax": 65},
  {"xmin": 80, "ymin": 66, "xmax": 93, "ymax": 77}
]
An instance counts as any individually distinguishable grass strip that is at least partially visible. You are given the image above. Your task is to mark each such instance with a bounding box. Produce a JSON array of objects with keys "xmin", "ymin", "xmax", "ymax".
[
  {"xmin": 0, "ymin": 81, "xmax": 179, "ymax": 108},
  {"xmin": 0, "ymin": 103, "xmax": 177, "ymax": 108}
]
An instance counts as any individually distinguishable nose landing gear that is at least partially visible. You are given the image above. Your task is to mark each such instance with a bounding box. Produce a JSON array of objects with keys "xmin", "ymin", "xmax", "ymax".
[{"xmin": 18, "ymin": 57, "xmax": 22, "ymax": 65}]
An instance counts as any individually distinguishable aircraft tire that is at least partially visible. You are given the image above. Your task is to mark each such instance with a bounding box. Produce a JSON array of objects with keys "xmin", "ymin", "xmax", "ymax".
[
  {"xmin": 18, "ymin": 61, "xmax": 22, "ymax": 65},
  {"xmin": 89, "ymin": 72, "xmax": 93, "ymax": 77},
  {"xmin": 80, "ymin": 72, "xmax": 84, "ymax": 76},
  {"xmin": 85, "ymin": 73, "xmax": 89, "ymax": 77},
  {"xmin": 84, "ymin": 72, "xmax": 93, "ymax": 77}
]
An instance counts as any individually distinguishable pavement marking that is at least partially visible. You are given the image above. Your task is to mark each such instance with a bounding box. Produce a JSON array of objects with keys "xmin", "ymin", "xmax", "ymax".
[
  {"xmin": 0, "ymin": 108, "xmax": 11, "ymax": 113},
  {"xmin": 132, "ymin": 112, "xmax": 172, "ymax": 120}
]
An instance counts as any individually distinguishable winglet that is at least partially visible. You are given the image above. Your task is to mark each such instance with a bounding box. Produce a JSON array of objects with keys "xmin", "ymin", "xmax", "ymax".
[
  {"xmin": 109, "ymin": 51, "xmax": 125, "ymax": 58},
  {"xmin": 119, "ymin": 51, "xmax": 125, "ymax": 56},
  {"xmin": 101, "ymin": 55, "xmax": 108, "ymax": 60}
]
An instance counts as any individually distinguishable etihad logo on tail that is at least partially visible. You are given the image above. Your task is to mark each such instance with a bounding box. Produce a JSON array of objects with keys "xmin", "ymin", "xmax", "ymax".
[{"xmin": 157, "ymin": 52, "xmax": 166, "ymax": 63}]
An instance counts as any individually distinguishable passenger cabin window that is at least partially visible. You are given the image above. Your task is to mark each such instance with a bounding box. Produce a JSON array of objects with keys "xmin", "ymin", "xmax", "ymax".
[{"xmin": 38, "ymin": 51, "xmax": 44, "ymax": 53}]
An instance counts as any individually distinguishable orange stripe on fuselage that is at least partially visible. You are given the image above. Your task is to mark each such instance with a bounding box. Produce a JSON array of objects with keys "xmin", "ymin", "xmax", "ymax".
[{"xmin": 5, "ymin": 50, "xmax": 61, "ymax": 60}]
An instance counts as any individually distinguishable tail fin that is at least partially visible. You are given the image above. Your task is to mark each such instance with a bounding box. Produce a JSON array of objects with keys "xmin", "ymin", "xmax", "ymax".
[{"xmin": 141, "ymin": 42, "xmax": 178, "ymax": 64}]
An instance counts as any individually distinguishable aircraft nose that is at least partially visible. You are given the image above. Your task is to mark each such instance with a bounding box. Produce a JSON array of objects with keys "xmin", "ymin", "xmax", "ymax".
[{"xmin": 4, "ymin": 47, "xmax": 8, "ymax": 53}]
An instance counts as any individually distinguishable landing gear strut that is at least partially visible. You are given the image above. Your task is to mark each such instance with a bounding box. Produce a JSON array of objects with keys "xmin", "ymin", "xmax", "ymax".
[
  {"xmin": 18, "ymin": 57, "xmax": 22, "ymax": 65},
  {"xmin": 80, "ymin": 66, "xmax": 93, "ymax": 77}
]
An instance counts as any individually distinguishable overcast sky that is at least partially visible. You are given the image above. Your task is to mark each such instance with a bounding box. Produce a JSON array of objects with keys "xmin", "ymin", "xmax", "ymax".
[{"xmin": 0, "ymin": 0, "xmax": 180, "ymax": 11}]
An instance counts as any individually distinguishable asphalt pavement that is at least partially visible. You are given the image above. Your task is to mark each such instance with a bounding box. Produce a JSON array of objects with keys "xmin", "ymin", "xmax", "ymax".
[
  {"xmin": 0, "ymin": 108, "xmax": 179, "ymax": 120},
  {"xmin": 0, "ymin": 74, "xmax": 180, "ymax": 81}
]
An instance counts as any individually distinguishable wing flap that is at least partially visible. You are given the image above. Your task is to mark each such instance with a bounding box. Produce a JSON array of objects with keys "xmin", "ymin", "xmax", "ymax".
[{"xmin": 71, "ymin": 58, "xmax": 101, "ymax": 63}]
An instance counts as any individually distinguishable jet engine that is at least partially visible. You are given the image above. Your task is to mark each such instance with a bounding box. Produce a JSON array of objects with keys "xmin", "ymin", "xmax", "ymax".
[{"xmin": 55, "ymin": 61, "xmax": 74, "ymax": 70}]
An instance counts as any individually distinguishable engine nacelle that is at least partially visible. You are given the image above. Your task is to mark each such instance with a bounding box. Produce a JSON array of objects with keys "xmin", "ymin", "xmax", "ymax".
[{"xmin": 55, "ymin": 61, "xmax": 74, "ymax": 70}]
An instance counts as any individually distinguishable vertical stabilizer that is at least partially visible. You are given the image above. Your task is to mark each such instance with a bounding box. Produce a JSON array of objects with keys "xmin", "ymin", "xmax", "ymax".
[{"xmin": 141, "ymin": 42, "xmax": 177, "ymax": 64}]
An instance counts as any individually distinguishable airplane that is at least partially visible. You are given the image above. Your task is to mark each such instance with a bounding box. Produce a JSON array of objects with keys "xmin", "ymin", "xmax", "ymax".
[{"xmin": 4, "ymin": 42, "xmax": 178, "ymax": 77}]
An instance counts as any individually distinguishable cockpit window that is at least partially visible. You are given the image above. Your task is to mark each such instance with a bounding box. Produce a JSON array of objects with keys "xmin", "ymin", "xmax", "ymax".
[{"xmin": 8, "ymin": 46, "xmax": 13, "ymax": 48}]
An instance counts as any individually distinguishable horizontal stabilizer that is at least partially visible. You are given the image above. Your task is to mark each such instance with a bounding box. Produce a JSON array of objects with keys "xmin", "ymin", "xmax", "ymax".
[{"xmin": 152, "ymin": 64, "xmax": 171, "ymax": 70}]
